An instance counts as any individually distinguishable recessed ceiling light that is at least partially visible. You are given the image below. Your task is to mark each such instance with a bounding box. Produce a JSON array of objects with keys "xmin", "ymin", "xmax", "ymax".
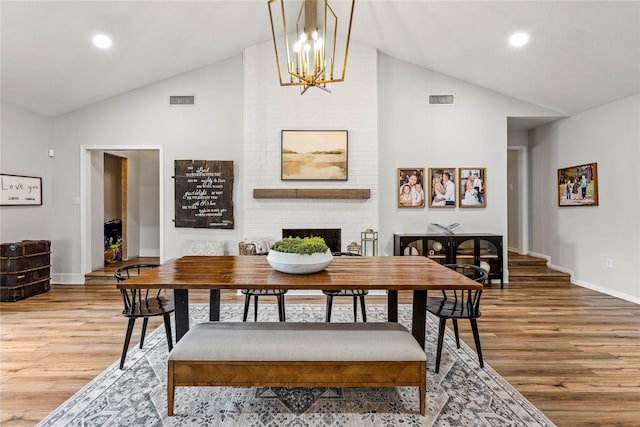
[
  {"xmin": 92, "ymin": 34, "xmax": 113, "ymax": 49},
  {"xmin": 509, "ymin": 32, "xmax": 529, "ymax": 47}
]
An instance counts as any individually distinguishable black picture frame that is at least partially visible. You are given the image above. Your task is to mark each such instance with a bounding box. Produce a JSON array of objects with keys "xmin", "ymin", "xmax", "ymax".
[{"xmin": 0, "ymin": 174, "xmax": 43, "ymax": 206}]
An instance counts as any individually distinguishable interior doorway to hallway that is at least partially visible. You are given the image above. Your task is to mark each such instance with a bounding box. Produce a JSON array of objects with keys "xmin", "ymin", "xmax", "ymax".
[{"xmin": 80, "ymin": 146, "xmax": 164, "ymax": 277}]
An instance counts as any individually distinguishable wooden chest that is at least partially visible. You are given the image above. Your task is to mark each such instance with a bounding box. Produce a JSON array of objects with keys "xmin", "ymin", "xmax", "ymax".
[{"xmin": 1, "ymin": 240, "xmax": 51, "ymax": 302}]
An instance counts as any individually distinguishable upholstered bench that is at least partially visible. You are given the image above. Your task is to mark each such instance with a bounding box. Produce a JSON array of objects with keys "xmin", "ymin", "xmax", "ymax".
[{"xmin": 167, "ymin": 322, "xmax": 427, "ymax": 416}]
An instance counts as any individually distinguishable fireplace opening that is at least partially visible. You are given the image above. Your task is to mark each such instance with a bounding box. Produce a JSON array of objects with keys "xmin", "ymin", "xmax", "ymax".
[{"xmin": 282, "ymin": 228, "xmax": 341, "ymax": 254}]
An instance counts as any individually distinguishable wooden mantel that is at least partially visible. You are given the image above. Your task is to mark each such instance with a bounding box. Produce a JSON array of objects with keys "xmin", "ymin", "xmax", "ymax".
[{"xmin": 253, "ymin": 188, "xmax": 370, "ymax": 200}]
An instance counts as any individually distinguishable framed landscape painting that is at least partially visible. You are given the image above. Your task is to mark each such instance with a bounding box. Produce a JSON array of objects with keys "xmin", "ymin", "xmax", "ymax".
[
  {"xmin": 398, "ymin": 168, "xmax": 425, "ymax": 208},
  {"xmin": 459, "ymin": 168, "xmax": 486, "ymax": 208},
  {"xmin": 558, "ymin": 162, "xmax": 598, "ymax": 206},
  {"xmin": 428, "ymin": 168, "xmax": 456, "ymax": 208},
  {"xmin": 281, "ymin": 130, "xmax": 348, "ymax": 180}
]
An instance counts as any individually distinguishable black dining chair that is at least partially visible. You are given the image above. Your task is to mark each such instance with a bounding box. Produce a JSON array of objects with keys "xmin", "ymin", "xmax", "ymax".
[
  {"xmin": 241, "ymin": 288, "xmax": 287, "ymax": 322},
  {"xmin": 427, "ymin": 264, "xmax": 487, "ymax": 373},
  {"xmin": 240, "ymin": 249, "xmax": 288, "ymax": 322},
  {"xmin": 115, "ymin": 264, "xmax": 174, "ymax": 369},
  {"xmin": 323, "ymin": 252, "xmax": 368, "ymax": 322}
]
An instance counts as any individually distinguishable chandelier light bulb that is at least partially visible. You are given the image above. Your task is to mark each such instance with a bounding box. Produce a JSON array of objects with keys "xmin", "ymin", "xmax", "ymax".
[
  {"xmin": 315, "ymin": 37, "xmax": 323, "ymax": 49},
  {"xmin": 312, "ymin": 30, "xmax": 318, "ymax": 41},
  {"xmin": 294, "ymin": 41, "xmax": 302, "ymax": 52},
  {"xmin": 300, "ymin": 32, "xmax": 307, "ymax": 43},
  {"xmin": 304, "ymin": 43, "xmax": 311, "ymax": 52}
]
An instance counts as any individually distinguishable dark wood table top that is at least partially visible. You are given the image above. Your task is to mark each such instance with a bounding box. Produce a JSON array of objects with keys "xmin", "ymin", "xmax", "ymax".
[{"xmin": 117, "ymin": 255, "xmax": 482, "ymax": 292}]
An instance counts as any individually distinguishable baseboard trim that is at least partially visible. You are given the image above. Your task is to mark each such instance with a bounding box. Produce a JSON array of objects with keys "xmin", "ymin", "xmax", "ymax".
[
  {"xmin": 524, "ymin": 251, "xmax": 638, "ymax": 305},
  {"xmin": 52, "ymin": 273, "xmax": 85, "ymax": 285},
  {"xmin": 526, "ymin": 251, "xmax": 551, "ymax": 264},
  {"xmin": 573, "ymin": 279, "xmax": 640, "ymax": 305}
]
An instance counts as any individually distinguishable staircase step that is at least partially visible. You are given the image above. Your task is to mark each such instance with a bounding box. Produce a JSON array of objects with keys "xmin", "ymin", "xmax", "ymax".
[{"xmin": 509, "ymin": 269, "xmax": 570, "ymax": 282}]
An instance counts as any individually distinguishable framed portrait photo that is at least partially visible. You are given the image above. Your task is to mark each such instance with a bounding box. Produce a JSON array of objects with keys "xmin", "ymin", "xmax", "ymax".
[
  {"xmin": 459, "ymin": 168, "xmax": 487, "ymax": 208},
  {"xmin": 428, "ymin": 168, "xmax": 456, "ymax": 208},
  {"xmin": 398, "ymin": 168, "xmax": 426, "ymax": 208},
  {"xmin": 557, "ymin": 162, "xmax": 598, "ymax": 206},
  {"xmin": 281, "ymin": 130, "xmax": 348, "ymax": 180}
]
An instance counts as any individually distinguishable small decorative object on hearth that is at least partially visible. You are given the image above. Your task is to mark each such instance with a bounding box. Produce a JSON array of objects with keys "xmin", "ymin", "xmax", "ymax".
[
  {"xmin": 346, "ymin": 241, "xmax": 361, "ymax": 255},
  {"xmin": 267, "ymin": 236, "xmax": 333, "ymax": 274},
  {"xmin": 360, "ymin": 229, "xmax": 378, "ymax": 256}
]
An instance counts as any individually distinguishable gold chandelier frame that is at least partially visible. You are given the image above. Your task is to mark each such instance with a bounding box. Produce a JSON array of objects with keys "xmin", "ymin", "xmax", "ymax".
[{"xmin": 268, "ymin": 0, "xmax": 355, "ymax": 94}]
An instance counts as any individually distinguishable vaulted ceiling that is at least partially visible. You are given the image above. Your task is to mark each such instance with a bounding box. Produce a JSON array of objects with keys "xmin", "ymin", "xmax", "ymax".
[{"xmin": 2, "ymin": 1, "xmax": 639, "ymax": 120}]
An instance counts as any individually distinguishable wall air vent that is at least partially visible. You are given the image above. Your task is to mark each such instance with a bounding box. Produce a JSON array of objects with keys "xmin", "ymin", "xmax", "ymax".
[
  {"xmin": 429, "ymin": 94, "xmax": 454, "ymax": 105},
  {"xmin": 169, "ymin": 95, "xmax": 195, "ymax": 105}
]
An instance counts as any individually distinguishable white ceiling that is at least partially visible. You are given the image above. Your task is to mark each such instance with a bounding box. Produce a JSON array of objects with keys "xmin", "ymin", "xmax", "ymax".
[{"xmin": 2, "ymin": 1, "xmax": 639, "ymax": 121}]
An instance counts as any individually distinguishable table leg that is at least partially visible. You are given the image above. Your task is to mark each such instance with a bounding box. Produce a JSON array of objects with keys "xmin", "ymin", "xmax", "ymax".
[
  {"xmin": 174, "ymin": 289, "xmax": 190, "ymax": 342},
  {"xmin": 209, "ymin": 289, "xmax": 220, "ymax": 321},
  {"xmin": 387, "ymin": 290, "xmax": 398, "ymax": 322},
  {"xmin": 412, "ymin": 290, "xmax": 427, "ymax": 349}
]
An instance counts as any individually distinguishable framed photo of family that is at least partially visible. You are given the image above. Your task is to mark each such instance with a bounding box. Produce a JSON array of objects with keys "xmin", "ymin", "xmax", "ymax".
[
  {"xmin": 459, "ymin": 168, "xmax": 486, "ymax": 208},
  {"xmin": 557, "ymin": 162, "xmax": 598, "ymax": 207},
  {"xmin": 398, "ymin": 168, "xmax": 426, "ymax": 208},
  {"xmin": 428, "ymin": 168, "xmax": 456, "ymax": 208}
]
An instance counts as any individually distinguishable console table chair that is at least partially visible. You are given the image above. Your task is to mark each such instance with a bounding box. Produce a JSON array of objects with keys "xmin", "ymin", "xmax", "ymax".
[
  {"xmin": 323, "ymin": 253, "xmax": 368, "ymax": 322},
  {"xmin": 427, "ymin": 264, "xmax": 487, "ymax": 373},
  {"xmin": 115, "ymin": 264, "xmax": 174, "ymax": 369}
]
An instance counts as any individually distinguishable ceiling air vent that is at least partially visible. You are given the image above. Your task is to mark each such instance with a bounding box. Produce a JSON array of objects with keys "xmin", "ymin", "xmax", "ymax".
[
  {"xmin": 429, "ymin": 94, "xmax": 454, "ymax": 105},
  {"xmin": 169, "ymin": 95, "xmax": 195, "ymax": 105}
]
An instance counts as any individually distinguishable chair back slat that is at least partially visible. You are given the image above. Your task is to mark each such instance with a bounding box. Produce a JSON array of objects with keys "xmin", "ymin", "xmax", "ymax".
[{"xmin": 115, "ymin": 264, "xmax": 161, "ymax": 313}]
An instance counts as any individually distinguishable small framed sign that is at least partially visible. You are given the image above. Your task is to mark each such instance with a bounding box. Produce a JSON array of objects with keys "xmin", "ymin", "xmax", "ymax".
[{"xmin": 1, "ymin": 174, "xmax": 42, "ymax": 206}]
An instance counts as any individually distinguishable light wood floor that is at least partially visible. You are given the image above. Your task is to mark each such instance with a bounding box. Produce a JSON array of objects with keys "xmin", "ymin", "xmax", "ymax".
[{"xmin": 1, "ymin": 254, "xmax": 639, "ymax": 426}]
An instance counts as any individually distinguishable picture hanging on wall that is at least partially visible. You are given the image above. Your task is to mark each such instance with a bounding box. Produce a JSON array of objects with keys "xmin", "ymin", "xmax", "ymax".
[
  {"xmin": 428, "ymin": 168, "xmax": 456, "ymax": 208},
  {"xmin": 557, "ymin": 162, "xmax": 598, "ymax": 206},
  {"xmin": 398, "ymin": 168, "xmax": 425, "ymax": 208},
  {"xmin": 281, "ymin": 130, "xmax": 348, "ymax": 180},
  {"xmin": 459, "ymin": 168, "xmax": 487, "ymax": 208}
]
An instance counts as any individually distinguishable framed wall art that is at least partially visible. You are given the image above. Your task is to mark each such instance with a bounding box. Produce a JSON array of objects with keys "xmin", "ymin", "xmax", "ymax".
[
  {"xmin": 281, "ymin": 130, "xmax": 348, "ymax": 180},
  {"xmin": 459, "ymin": 168, "xmax": 487, "ymax": 208},
  {"xmin": 558, "ymin": 162, "xmax": 598, "ymax": 206},
  {"xmin": 0, "ymin": 174, "xmax": 42, "ymax": 206},
  {"xmin": 428, "ymin": 168, "xmax": 456, "ymax": 208},
  {"xmin": 398, "ymin": 168, "xmax": 425, "ymax": 208}
]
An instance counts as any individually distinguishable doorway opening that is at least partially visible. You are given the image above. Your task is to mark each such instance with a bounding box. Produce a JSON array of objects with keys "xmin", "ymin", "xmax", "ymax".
[{"xmin": 80, "ymin": 146, "xmax": 163, "ymax": 278}]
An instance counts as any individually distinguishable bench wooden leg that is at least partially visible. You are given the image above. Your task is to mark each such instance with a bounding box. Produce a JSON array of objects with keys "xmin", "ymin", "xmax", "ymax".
[
  {"xmin": 167, "ymin": 361, "xmax": 175, "ymax": 416},
  {"xmin": 420, "ymin": 362, "xmax": 427, "ymax": 415}
]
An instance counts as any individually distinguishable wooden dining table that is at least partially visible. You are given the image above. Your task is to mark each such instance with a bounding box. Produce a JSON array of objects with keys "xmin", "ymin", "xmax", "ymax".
[{"xmin": 118, "ymin": 255, "xmax": 483, "ymax": 349}]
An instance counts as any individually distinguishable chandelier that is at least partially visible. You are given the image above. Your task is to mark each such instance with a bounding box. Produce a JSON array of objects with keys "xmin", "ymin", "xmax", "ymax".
[{"xmin": 268, "ymin": 0, "xmax": 355, "ymax": 94}]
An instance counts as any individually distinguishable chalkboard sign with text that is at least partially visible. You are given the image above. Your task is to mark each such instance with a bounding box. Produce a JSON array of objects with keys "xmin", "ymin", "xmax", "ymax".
[{"xmin": 174, "ymin": 160, "xmax": 234, "ymax": 229}]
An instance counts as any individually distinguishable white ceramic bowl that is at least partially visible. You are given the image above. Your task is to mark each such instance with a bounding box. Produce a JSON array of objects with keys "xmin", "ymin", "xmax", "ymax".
[{"xmin": 267, "ymin": 249, "xmax": 333, "ymax": 275}]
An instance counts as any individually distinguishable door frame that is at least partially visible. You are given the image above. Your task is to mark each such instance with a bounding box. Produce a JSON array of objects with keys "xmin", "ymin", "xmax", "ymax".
[
  {"xmin": 80, "ymin": 145, "xmax": 164, "ymax": 276},
  {"xmin": 507, "ymin": 145, "xmax": 529, "ymax": 254}
]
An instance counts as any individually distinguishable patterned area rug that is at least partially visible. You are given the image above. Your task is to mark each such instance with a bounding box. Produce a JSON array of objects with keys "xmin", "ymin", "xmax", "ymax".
[{"xmin": 37, "ymin": 304, "xmax": 555, "ymax": 426}]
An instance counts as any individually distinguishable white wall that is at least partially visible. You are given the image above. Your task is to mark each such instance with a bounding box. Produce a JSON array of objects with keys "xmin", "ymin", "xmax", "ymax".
[
  {"xmin": 139, "ymin": 150, "xmax": 160, "ymax": 257},
  {"xmin": 377, "ymin": 54, "xmax": 558, "ymax": 260},
  {"xmin": 529, "ymin": 94, "xmax": 640, "ymax": 302},
  {"xmin": 0, "ymin": 102, "xmax": 53, "ymax": 244},
  {"xmin": 51, "ymin": 56, "xmax": 244, "ymax": 282},
  {"xmin": 507, "ymin": 130, "xmax": 529, "ymax": 253},
  {"xmin": 242, "ymin": 41, "xmax": 379, "ymax": 249}
]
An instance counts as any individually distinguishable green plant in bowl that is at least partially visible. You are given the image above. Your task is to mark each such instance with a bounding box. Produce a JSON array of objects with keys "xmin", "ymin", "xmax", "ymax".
[
  {"xmin": 267, "ymin": 237, "xmax": 333, "ymax": 274},
  {"xmin": 270, "ymin": 236, "xmax": 329, "ymax": 255}
]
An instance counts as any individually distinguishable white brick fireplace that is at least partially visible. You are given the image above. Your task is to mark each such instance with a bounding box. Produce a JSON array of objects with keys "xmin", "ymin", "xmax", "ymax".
[{"xmin": 242, "ymin": 40, "xmax": 379, "ymax": 250}]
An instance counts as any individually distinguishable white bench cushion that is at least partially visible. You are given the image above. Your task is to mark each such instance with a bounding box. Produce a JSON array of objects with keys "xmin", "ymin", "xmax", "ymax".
[{"xmin": 169, "ymin": 322, "xmax": 426, "ymax": 362}]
